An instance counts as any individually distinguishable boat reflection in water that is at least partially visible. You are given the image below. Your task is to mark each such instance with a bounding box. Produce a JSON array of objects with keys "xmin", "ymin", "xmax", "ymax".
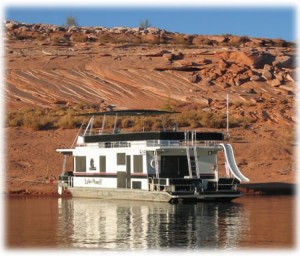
[{"xmin": 57, "ymin": 198, "xmax": 249, "ymax": 249}]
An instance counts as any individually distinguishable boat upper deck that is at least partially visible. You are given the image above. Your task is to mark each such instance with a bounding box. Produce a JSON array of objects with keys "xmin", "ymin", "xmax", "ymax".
[
  {"xmin": 82, "ymin": 131, "xmax": 224, "ymax": 143},
  {"xmin": 75, "ymin": 109, "xmax": 225, "ymax": 146}
]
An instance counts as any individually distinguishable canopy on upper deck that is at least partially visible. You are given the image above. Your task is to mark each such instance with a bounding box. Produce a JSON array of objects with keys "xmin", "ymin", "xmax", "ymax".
[
  {"xmin": 83, "ymin": 131, "xmax": 224, "ymax": 143},
  {"xmin": 76, "ymin": 109, "xmax": 180, "ymax": 117}
]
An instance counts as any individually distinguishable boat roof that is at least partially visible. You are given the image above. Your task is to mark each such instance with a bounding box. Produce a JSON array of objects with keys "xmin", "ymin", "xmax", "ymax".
[
  {"xmin": 83, "ymin": 131, "xmax": 224, "ymax": 143},
  {"xmin": 77, "ymin": 109, "xmax": 180, "ymax": 117}
]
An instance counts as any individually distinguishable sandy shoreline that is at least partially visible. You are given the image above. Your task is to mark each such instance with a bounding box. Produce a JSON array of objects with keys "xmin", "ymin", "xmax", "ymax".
[{"xmin": 239, "ymin": 182, "xmax": 296, "ymax": 195}]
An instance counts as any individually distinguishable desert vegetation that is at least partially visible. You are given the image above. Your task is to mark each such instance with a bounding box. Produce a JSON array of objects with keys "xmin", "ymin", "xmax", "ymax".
[{"xmin": 6, "ymin": 103, "xmax": 253, "ymax": 132}]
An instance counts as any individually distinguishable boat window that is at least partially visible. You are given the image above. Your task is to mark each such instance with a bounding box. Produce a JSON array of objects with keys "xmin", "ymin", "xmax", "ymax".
[
  {"xmin": 117, "ymin": 153, "xmax": 126, "ymax": 165},
  {"xmin": 161, "ymin": 156, "xmax": 189, "ymax": 178},
  {"xmin": 75, "ymin": 156, "xmax": 86, "ymax": 172},
  {"xmin": 132, "ymin": 181, "xmax": 142, "ymax": 189},
  {"xmin": 133, "ymin": 155, "xmax": 143, "ymax": 173},
  {"xmin": 99, "ymin": 156, "xmax": 106, "ymax": 172}
]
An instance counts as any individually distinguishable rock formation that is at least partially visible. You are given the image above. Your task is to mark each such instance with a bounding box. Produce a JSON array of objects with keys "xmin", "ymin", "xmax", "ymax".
[{"xmin": 3, "ymin": 21, "xmax": 296, "ymax": 194}]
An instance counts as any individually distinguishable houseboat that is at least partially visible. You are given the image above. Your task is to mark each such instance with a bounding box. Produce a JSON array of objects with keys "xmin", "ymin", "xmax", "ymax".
[{"xmin": 57, "ymin": 110, "xmax": 249, "ymax": 203}]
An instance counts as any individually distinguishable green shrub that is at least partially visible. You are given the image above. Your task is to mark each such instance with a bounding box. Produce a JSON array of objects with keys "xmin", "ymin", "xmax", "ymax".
[
  {"xmin": 139, "ymin": 19, "xmax": 151, "ymax": 29},
  {"xmin": 56, "ymin": 110, "xmax": 83, "ymax": 129},
  {"xmin": 65, "ymin": 16, "xmax": 79, "ymax": 27},
  {"xmin": 200, "ymin": 112, "xmax": 227, "ymax": 128},
  {"xmin": 160, "ymin": 100, "xmax": 176, "ymax": 112},
  {"xmin": 72, "ymin": 34, "xmax": 88, "ymax": 42},
  {"xmin": 57, "ymin": 113, "xmax": 76, "ymax": 129},
  {"xmin": 21, "ymin": 108, "xmax": 54, "ymax": 130},
  {"xmin": 6, "ymin": 111, "xmax": 23, "ymax": 127},
  {"xmin": 121, "ymin": 118, "xmax": 134, "ymax": 128},
  {"xmin": 172, "ymin": 34, "xmax": 189, "ymax": 46},
  {"xmin": 152, "ymin": 119, "xmax": 163, "ymax": 130}
]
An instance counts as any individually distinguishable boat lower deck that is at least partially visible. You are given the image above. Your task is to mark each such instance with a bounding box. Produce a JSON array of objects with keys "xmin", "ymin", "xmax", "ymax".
[{"xmin": 68, "ymin": 187, "xmax": 241, "ymax": 203}]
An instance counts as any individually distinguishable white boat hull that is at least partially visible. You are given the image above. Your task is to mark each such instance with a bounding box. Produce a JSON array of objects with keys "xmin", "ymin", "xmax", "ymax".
[{"xmin": 66, "ymin": 187, "xmax": 242, "ymax": 203}]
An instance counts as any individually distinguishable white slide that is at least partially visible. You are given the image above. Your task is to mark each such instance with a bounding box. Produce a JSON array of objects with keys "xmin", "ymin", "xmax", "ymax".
[{"xmin": 220, "ymin": 143, "xmax": 250, "ymax": 182}]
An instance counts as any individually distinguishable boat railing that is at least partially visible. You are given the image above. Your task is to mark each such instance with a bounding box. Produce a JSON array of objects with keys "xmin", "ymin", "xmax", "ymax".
[
  {"xmin": 101, "ymin": 141, "xmax": 131, "ymax": 148},
  {"xmin": 148, "ymin": 177, "xmax": 202, "ymax": 192},
  {"xmin": 68, "ymin": 176, "xmax": 74, "ymax": 187},
  {"xmin": 98, "ymin": 140, "xmax": 217, "ymax": 148},
  {"xmin": 77, "ymin": 140, "xmax": 218, "ymax": 148},
  {"xmin": 182, "ymin": 140, "xmax": 218, "ymax": 147},
  {"xmin": 146, "ymin": 140, "xmax": 180, "ymax": 147},
  {"xmin": 76, "ymin": 129, "xmax": 222, "ymax": 148},
  {"xmin": 148, "ymin": 177, "xmax": 169, "ymax": 192},
  {"xmin": 59, "ymin": 174, "xmax": 73, "ymax": 188}
]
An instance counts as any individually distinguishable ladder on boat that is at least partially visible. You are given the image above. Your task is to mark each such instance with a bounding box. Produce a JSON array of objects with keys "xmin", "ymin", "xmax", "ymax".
[
  {"xmin": 186, "ymin": 146, "xmax": 200, "ymax": 178},
  {"xmin": 154, "ymin": 150, "xmax": 159, "ymax": 178}
]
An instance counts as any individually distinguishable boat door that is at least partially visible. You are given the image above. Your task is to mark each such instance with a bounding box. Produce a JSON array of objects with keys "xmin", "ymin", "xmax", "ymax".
[{"xmin": 126, "ymin": 155, "xmax": 131, "ymax": 188}]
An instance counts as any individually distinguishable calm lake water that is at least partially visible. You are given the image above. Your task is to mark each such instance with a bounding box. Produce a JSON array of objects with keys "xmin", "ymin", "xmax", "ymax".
[{"xmin": 5, "ymin": 195, "xmax": 295, "ymax": 250}]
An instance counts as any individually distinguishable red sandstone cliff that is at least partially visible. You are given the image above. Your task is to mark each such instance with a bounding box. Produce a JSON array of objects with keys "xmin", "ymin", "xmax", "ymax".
[{"xmin": 3, "ymin": 21, "xmax": 296, "ymax": 195}]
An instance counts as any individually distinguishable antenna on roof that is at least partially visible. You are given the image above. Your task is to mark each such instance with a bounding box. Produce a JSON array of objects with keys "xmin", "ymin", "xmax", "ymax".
[{"xmin": 226, "ymin": 93, "xmax": 230, "ymax": 139}]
